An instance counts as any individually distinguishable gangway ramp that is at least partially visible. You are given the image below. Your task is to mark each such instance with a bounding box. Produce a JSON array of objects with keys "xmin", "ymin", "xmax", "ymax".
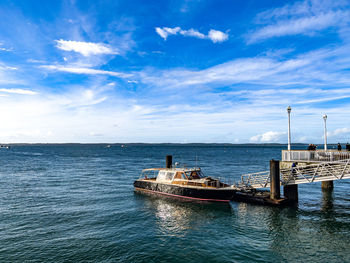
[{"xmin": 239, "ymin": 159, "xmax": 350, "ymax": 189}]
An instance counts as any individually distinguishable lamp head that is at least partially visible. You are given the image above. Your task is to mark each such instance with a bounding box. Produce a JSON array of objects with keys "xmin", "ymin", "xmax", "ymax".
[
  {"xmin": 287, "ymin": 106, "xmax": 291, "ymax": 114},
  {"xmin": 323, "ymin": 114, "xmax": 327, "ymax": 120}
]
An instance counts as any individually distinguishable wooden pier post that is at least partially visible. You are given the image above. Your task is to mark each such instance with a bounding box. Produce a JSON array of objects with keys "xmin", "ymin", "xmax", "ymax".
[
  {"xmin": 321, "ymin": 180, "xmax": 334, "ymax": 189},
  {"xmin": 270, "ymin": 159, "xmax": 280, "ymax": 200},
  {"xmin": 166, "ymin": 155, "xmax": 172, "ymax": 168},
  {"xmin": 284, "ymin": 184, "xmax": 298, "ymax": 202}
]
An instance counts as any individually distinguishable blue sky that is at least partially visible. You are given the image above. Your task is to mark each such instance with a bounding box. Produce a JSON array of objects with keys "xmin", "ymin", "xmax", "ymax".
[{"xmin": 0, "ymin": 0, "xmax": 350, "ymax": 143}]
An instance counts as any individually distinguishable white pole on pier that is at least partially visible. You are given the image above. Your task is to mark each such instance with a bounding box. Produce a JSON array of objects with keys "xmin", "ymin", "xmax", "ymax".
[
  {"xmin": 323, "ymin": 114, "xmax": 328, "ymax": 151},
  {"xmin": 287, "ymin": 106, "xmax": 292, "ymax": 151}
]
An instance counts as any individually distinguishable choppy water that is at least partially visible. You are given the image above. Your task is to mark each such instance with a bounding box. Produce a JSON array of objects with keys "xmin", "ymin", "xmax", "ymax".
[{"xmin": 0, "ymin": 144, "xmax": 349, "ymax": 262}]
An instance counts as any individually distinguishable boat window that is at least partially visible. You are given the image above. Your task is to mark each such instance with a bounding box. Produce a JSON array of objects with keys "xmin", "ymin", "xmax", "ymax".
[
  {"xmin": 191, "ymin": 171, "xmax": 200, "ymax": 179},
  {"xmin": 156, "ymin": 171, "xmax": 175, "ymax": 182},
  {"xmin": 174, "ymin": 172, "xmax": 188, "ymax": 180},
  {"xmin": 174, "ymin": 172, "xmax": 183, "ymax": 179},
  {"xmin": 185, "ymin": 170, "xmax": 203, "ymax": 179}
]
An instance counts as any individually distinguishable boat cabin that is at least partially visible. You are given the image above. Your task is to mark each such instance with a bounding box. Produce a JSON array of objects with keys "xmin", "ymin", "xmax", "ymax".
[
  {"xmin": 141, "ymin": 168, "xmax": 203, "ymax": 181},
  {"xmin": 139, "ymin": 168, "xmax": 227, "ymax": 188}
]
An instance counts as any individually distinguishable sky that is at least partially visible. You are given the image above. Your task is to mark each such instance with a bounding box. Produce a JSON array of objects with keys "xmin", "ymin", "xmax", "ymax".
[{"xmin": 0, "ymin": 0, "xmax": 350, "ymax": 143}]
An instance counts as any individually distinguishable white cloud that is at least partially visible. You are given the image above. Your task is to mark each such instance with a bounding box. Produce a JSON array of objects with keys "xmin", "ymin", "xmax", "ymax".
[
  {"xmin": 250, "ymin": 131, "xmax": 286, "ymax": 143},
  {"xmin": 55, "ymin": 40, "xmax": 118, "ymax": 56},
  {"xmin": 40, "ymin": 65, "xmax": 132, "ymax": 78},
  {"xmin": 0, "ymin": 88, "xmax": 111, "ymax": 143},
  {"xmin": 89, "ymin": 132, "xmax": 103, "ymax": 137},
  {"xmin": 0, "ymin": 62, "xmax": 24, "ymax": 85},
  {"xmin": 155, "ymin": 27, "xmax": 228, "ymax": 43},
  {"xmin": 180, "ymin": 28, "xmax": 206, "ymax": 39},
  {"xmin": 139, "ymin": 57, "xmax": 302, "ymax": 88},
  {"xmin": 0, "ymin": 47, "xmax": 12, "ymax": 52},
  {"xmin": 328, "ymin": 127, "xmax": 350, "ymax": 137},
  {"xmin": 250, "ymin": 11, "xmax": 349, "ymax": 43},
  {"xmin": 0, "ymin": 42, "xmax": 12, "ymax": 52},
  {"xmin": 5, "ymin": 66, "xmax": 18, "ymax": 70},
  {"xmin": 155, "ymin": 27, "xmax": 181, "ymax": 40},
  {"xmin": 0, "ymin": 88, "xmax": 37, "ymax": 95},
  {"xmin": 248, "ymin": 0, "xmax": 350, "ymax": 43},
  {"xmin": 0, "ymin": 65, "xmax": 18, "ymax": 71},
  {"xmin": 208, "ymin": 29, "xmax": 229, "ymax": 43}
]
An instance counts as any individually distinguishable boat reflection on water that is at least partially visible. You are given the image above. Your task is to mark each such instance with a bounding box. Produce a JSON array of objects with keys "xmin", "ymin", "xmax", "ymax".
[{"xmin": 134, "ymin": 191, "xmax": 232, "ymax": 237}]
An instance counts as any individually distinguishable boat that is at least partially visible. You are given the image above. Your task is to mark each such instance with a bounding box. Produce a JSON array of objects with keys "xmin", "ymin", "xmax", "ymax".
[
  {"xmin": 134, "ymin": 161, "xmax": 237, "ymax": 202},
  {"xmin": 0, "ymin": 145, "xmax": 10, "ymax": 149}
]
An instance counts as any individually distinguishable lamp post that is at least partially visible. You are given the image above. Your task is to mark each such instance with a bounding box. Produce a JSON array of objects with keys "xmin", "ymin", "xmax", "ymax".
[
  {"xmin": 323, "ymin": 114, "xmax": 327, "ymax": 151},
  {"xmin": 287, "ymin": 106, "xmax": 292, "ymax": 151}
]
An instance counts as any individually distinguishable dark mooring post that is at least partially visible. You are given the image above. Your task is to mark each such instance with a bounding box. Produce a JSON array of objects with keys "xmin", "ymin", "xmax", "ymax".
[
  {"xmin": 284, "ymin": 184, "xmax": 298, "ymax": 202},
  {"xmin": 321, "ymin": 180, "xmax": 334, "ymax": 190},
  {"xmin": 166, "ymin": 155, "xmax": 172, "ymax": 168},
  {"xmin": 270, "ymin": 159, "xmax": 280, "ymax": 200}
]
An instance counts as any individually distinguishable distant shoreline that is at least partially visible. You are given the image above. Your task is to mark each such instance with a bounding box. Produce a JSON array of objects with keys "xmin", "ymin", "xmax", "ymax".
[{"xmin": 0, "ymin": 143, "xmax": 341, "ymax": 146}]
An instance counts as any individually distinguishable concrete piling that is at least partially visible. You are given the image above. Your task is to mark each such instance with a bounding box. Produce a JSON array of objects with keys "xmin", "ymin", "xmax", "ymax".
[
  {"xmin": 166, "ymin": 155, "xmax": 172, "ymax": 168},
  {"xmin": 270, "ymin": 159, "xmax": 280, "ymax": 200}
]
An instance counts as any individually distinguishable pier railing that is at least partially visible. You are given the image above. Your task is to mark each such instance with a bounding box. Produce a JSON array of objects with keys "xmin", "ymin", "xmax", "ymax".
[
  {"xmin": 282, "ymin": 150, "xmax": 350, "ymax": 162},
  {"xmin": 239, "ymin": 159, "xmax": 350, "ymax": 189}
]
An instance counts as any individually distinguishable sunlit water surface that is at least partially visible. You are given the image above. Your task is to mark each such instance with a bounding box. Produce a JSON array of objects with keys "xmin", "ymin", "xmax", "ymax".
[{"xmin": 0, "ymin": 144, "xmax": 349, "ymax": 262}]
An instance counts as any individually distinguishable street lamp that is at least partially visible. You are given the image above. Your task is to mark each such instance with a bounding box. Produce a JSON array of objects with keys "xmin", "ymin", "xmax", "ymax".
[
  {"xmin": 323, "ymin": 114, "xmax": 327, "ymax": 151},
  {"xmin": 287, "ymin": 106, "xmax": 292, "ymax": 151}
]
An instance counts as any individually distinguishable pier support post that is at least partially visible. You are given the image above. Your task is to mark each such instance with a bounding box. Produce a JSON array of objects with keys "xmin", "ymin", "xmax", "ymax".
[
  {"xmin": 166, "ymin": 155, "xmax": 172, "ymax": 168},
  {"xmin": 284, "ymin": 184, "xmax": 298, "ymax": 202},
  {"xmin": 270, "ymin": 160, "xmax": 280, "ymax": 200},
  {"xmin": 321, "ymin": 180, "xmax": 334, "ymax": 190}
]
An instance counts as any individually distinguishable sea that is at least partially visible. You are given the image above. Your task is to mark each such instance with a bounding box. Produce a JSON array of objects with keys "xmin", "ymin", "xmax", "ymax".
[{"xmin": 0, "ymin": 144, "xmax": 349, "ymax": 262}]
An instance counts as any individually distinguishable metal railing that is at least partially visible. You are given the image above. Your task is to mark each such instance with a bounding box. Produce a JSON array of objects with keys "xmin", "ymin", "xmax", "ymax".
[
  {"xmin": 238, "ymin": 171, "xmax": 270, "ymax": 189},
  {"xmin": 280, "ymin": 159, "xmax": 350, "ymax": 185},
  {"xmin": 282, "ymin": 150, "xmax": 350, "ymax": 162},
  {"xmin": 239, "ymin": 159, "xmax": 350, "ymax": 189}
]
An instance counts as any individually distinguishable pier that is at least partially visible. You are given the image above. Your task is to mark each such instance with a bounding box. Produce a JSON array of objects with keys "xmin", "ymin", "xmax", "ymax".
[
  {"xmin": 235, "ymin": 149, "xmax": 350, "ymax": 206},
  {"xmin": 232, "ymin": 107, "xmax": 350, "ymax": 206}
]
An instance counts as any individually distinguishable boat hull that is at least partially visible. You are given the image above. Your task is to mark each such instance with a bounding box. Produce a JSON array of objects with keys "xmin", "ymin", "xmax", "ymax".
[{"xmin": 134, "ymin": 180, "xmax": 236, "ymax": 202}]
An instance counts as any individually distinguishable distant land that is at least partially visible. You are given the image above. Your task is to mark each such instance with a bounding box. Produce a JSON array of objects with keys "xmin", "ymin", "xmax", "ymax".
[{"xmin": 1, "ymin": 143, "xmax": 340, "ymax": 147}]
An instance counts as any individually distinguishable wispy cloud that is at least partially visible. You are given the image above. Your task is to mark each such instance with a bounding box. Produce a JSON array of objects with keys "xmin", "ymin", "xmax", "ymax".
[
  {"xmin": 40, "ymin": 65, "xmax": 132, "ymax": 78},
  {"xmin": 0, "ymin": 62, "xmax": 25, "ymax": 85},
  {"xmin": 139, "ymin": 44, "xmax": 350, "ymax": 90},
  {"xmin": 247, "ymin": 0, "xmax": 350, "ymax": 43},
  {"xmin": 0, "ymin": 42, "xmax": 12, "ymax": 52},
  {"xmin": 0, "ymin": 88, "xmax": 37, "ymax": 95},
  {"xmin": 155, "ymin": 27, "xmax": 228, "ymax": 43},
  {"xmin": 55, "ymin": 40, "xmax": 118, "ymax": 56},
  {"xmin": 0, "ymin": 64, "xmax": 17, "ymax": 70}
]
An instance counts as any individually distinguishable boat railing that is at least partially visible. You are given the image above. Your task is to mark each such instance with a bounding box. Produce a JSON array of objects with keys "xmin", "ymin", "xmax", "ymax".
[
  {"xmin": 282, "ymin": 150, "xmax": 350, "ymax": 162},
  {"xmin": 215, "ymin": 177, "xmax": 236, "ymax": 188}
]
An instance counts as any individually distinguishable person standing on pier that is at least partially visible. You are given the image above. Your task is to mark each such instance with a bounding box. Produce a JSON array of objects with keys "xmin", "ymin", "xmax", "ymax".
[
  {"xmin": 291, "ymin": 162, "xmax": 297, "ymax": 176},
  {"xmin": 337, "ymin": 143, "xmax": 342, "ymax": 151}
]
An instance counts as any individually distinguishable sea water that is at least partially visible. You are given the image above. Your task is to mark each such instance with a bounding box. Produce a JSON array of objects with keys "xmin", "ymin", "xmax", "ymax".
[{"xmin": 0, "ymin": 144, "xmax": 349, "ymax": 262}]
